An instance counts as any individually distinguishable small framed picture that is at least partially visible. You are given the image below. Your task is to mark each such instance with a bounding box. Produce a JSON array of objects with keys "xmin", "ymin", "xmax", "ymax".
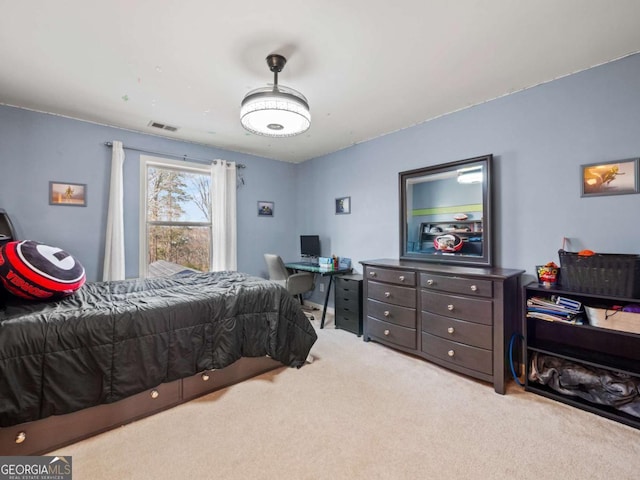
[
  {"xmin": 257, "ymin": 201, "xmax": 274, "ymax": 217},
  {"xmin": 50, "ymin": 182, "xmax": 87, "ymax": 207},
  {"xmin": 581, "ymin": 159, "xmax": 638, "ymax": 197},
  {"xmin": 335, "ymin": 196, "xmax": 351, "ymax": 215}
]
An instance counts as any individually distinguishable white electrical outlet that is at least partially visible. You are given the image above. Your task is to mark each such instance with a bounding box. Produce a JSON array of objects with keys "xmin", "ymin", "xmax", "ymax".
[{"xmin": 319, "ymin": 283, "xmax": 325, "ymax": 293}]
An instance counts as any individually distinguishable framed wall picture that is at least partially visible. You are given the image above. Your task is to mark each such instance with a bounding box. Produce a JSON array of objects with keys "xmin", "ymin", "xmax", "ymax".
[
  {"xmin": 257, "ymin": 201, "xmax": 274, "ymax": 217},
  {"xmin": 335, "ymin": 196, "xmax": 351, "ymax": 214},
  {"xmin": 49, "ymin": 181, "xmax": 87, "ymax": 206},
  {"xmin": 581, "ymin": 159, "xmax": 639, "ymax": 197}
]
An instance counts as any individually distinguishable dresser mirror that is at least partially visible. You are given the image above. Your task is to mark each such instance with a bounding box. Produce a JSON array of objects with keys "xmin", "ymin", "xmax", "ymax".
[{"xmin": 399, "ymin": 154, "xmax": 493, "ymax": 267}]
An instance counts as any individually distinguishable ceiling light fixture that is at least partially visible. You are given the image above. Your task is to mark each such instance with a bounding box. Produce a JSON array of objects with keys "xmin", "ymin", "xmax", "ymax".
[
  {"xmin": 240, "ymin": 54, "xmax": 310, "ymax": 137},
  {"xmin": 457, "ymin": 166, "xmax": 483, "ymax": 184}
]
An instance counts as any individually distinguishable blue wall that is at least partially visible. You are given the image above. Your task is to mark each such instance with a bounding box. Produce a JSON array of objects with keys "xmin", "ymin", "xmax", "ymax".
[
  {"xmin": 298, "ymin": 53, "xmax": 640, "ymax": 298},
  {"xmin": 0, "ymin": 107, "xmax": 299, "ymax": 281},
  {"xmin": 2, "ymin": 53, "xmax": 640, "ymax": 298}
]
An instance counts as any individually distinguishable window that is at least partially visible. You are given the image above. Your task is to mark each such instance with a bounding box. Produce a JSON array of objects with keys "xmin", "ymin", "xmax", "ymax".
[{"xmin": 140, "ymin": 156, "xmax": 212, "ymax": 277}]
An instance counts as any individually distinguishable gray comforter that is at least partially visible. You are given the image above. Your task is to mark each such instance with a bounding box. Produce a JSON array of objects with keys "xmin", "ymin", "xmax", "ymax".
[{"xmin": 0, "ymin": 271, "xmax": 317, "ymax": 427}]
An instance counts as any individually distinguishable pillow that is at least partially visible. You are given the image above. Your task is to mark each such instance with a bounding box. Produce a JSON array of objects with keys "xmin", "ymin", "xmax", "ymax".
[{"xmin": 0, "ymin": 240, "xmax": 86, "ymax": 300}]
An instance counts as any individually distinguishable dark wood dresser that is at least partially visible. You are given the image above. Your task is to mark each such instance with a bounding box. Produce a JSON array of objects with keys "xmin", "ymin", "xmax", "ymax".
[
  {"xmin": 334, "ymin": 274, "xmax": 363, "ymax": 335},
  {"xmin": 360, "ymin": 259, "xmax": 524, "ymax": 394}
]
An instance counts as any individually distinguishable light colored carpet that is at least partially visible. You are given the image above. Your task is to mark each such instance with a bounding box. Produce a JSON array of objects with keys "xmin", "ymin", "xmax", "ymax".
[{"xmin": 51, "ymin": 314, "xmax": 640, "ymax": 479}]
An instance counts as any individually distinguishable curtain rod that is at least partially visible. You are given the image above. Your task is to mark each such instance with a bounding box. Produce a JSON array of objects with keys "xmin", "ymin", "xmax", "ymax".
[{"xmin": 104, "ymin": 142, "xmax": 246, "ymax": 169}]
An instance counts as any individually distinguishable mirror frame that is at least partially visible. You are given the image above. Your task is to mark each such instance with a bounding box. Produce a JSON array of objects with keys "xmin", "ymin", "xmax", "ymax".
[{"xmin": 399, "ymin": 154, "xmax": 493, "ymax": 267}]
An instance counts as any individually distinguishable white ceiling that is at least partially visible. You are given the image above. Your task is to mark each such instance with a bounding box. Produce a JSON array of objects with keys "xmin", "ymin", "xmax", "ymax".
[{"xmin": 2, "ymin": 1, "xmax": 640, "ymax": 163}]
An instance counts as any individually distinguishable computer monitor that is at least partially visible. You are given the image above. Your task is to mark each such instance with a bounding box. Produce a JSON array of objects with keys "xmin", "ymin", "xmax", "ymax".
[{"xmin": 300, "ymin": 235, "xmax": 320, "ymax": 258}]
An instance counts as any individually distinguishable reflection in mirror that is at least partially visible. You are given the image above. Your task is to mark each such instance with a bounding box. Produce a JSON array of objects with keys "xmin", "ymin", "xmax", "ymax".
[{"xmin": 400, "ymin": 154, "xmax": 492, "ymax": 267}]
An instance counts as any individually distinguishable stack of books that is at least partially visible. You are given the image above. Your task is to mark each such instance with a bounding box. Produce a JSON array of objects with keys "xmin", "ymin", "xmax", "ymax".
[{"xmin": 526, "ymin": 296, "xmax": 584, "ymax": 324}]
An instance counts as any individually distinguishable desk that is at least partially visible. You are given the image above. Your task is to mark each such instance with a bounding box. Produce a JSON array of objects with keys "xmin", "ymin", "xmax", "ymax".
[{"xmin": 285, "ymin": 262, "xmax": 352, "ymax": 329}]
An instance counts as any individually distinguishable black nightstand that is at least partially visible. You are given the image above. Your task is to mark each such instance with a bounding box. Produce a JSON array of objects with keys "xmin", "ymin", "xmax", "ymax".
[{"xmin": 334, "ymin": 274, "xmax": 363, "ymax": 336}]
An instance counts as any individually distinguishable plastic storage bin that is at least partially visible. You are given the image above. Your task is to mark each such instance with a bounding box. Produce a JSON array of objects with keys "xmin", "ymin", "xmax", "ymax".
[{"xmin": 584, "ymin": 306, "xmax": 640, "ymax": 334}]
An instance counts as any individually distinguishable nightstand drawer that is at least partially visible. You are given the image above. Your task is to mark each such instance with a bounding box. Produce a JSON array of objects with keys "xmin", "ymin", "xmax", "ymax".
[
  {"xmin": 421, "ymin": 290, "xmax": 492, "ymax": 325},
  {"xmin": 336, "ymin": 312, "xmax": 362, "ymax": 335},
  {"xmin": 367, "ymin": 299, "xmax": 416, "ymax": 328},
  {"xmin": 336, "ymin": 276, "xmax": 362, "ymax": 293},
  {"xmin": 367, "ymin": 317, "xmax": 416, "ymax": 349},
  {"xmin": 421, "ymin": 311, "xmax": 492, "ymax": 350},
  {"xmin": 335, "ymin": 285, "xmax": 360, "ymax": 303},
  {"xmin": 337, "ymin": 307, "xmax": 360, "ymax": 322},
  {"xmin": 368, "ymin": 281, "xmax": 416, "ymax": 308},
  {"xmin": 420, "ymin": 273, "xmax": 493, "ymax": 298},
  {"xmin": 336, "ymin": 295, "xmax": 360, "ymax": 314},
  {"xmin": 421, "ymin": 332, "xmax": 492, "ymax": 375}
]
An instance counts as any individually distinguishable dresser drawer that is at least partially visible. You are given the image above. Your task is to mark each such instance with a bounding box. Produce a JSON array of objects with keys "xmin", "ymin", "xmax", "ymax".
[
  {"xmin": 367, "ymin": 298, "xmax": 416, "ymax": 328},
  {"xmin": 421, "ymin": 290, "xmax": 492, "ymax": 325},
  {"xmin": 420, "ymin": 273, "xmax": 493, "ymax": 298},
  {"xmin": 366, "ymin": 267, "xmax": 416, "ymax": 287},
  {"xmin": 421, "ymin": 311, "xmax": 492, "ymax": 350},
  {"xmin": 368, "ymin": 281, "xmax": 416, "ymax": 308},
  {"xmin": 367, "ymin": 317, "xmax": 416, "ymax": 349},
  {"xmin": 421, "ymin": 332, "xmax": 492, "ymax": 375}
]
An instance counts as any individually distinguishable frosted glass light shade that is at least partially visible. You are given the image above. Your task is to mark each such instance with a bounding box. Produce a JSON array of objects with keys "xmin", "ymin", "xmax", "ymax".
[
  {"xmin": 457, "ymin": 171, "xmax": 483, "ymax": 184},
  {"xmin": 456, "ymin": 165, "xmax": 483, "ymax": 184},
  {"xmin": 240, "ymin": 85, "xmax": 310, "ymax": 137}
]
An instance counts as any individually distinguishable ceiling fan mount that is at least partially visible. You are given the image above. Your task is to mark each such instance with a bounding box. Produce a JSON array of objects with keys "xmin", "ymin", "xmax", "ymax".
[{"xmin": 266, "ymin": 54, "xmax": 287, "ymax": 74}]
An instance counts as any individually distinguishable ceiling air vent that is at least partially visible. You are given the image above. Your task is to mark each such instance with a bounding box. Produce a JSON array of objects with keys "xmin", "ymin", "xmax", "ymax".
[{"xmin": 148, "ymin": 121, "xmax": 180, "ymax": 132}]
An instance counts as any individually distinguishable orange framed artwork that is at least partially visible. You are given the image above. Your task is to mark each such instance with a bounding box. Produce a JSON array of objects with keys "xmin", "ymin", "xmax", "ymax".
[
  {"xmin": 49, "ymin": 182, "xmax": 87, "ymax": 207},
  {"xmin": 581, "ymin": 159, "xmax": 638, "ymax": 197}
]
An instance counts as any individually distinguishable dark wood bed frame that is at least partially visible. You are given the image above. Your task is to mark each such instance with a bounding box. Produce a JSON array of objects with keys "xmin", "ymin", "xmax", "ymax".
[{"xmin": 0, "ymin": 356, "xmax": 282, "ymax": 456}]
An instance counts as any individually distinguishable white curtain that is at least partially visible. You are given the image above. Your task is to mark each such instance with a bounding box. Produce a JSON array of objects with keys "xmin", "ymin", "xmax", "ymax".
[
  {"xmin": 211, "ymin": 160, "xmax": 237, "ymax": 271},
  {"xmin": 103, "ymin": 141, "xmax": 125, "ymax": 280}
]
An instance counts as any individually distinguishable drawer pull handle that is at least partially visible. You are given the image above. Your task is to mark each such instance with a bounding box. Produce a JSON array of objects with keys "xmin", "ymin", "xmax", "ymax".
[
  {"xmin": 399, "ymin": 275, "xmax": 405, "ymax": 282},
  {"xmin": 470, "ymin": 285, "xmax": 478, "ymax": 292},
  {"xmin": 369, "ymin": 271, "xmax": 377, "ymax": 277},
  {"xmin": 447, "ymin": 304, "xmax": 454, "ymax": 311},
  {"xmin": 150, "ymin": 389, "xmax": 160, "ymax": 399},
  {"xmin": 447, "ymin": 327, "xmax": 454, "ymax": 334},
  {"xmin": 202, "ymin": 372, "xmax": 210, "ymax": 381},
  {"xmin": 426, "ymin": 279, "xmax": 434, "ymax": 286},
  {"xmin": 383, "ymin": 310, "xmax": 390, "ymax": 317},
  {"xmin": 15, "ymin": 431, "xmax": 26, "ymax": 444},
  {"xmin": 384, "ymin": 292, "xmax": 391, "ymax": 298},
  {"xmin": 448, "ymin": 350, "xmax": 455, "ymax": 357},
  {"xmin": 384, "ymin": 329, "xmax": 390, "ymax": 336}
]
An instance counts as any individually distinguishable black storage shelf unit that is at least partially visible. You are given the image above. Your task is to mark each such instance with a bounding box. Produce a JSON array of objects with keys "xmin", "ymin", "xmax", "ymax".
[
  {"xmin": 526, "ymin": 321, "xmax": 640, "ymax": 376},
  {"xmin": 527, "ymin": 340, "xmax": 640, "ymax": 378},
  {"xmin": 526, "ymin": 382, "xmax": 640, "ymax": 430},
  {"xmin": 334, "ymin": 274, "xmax": 363, "ymax": 336},
  {"xmin": 526, "ymin": 282, "xmax": 639, "ymax": 304},
  {"xmin": 524, "ymin": 282, "xmax": 640, "ymax": 430}
]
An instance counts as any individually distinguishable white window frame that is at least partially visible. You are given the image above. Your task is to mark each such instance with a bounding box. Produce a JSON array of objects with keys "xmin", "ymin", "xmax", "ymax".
[{"xmin": 139, "ymin": 155, "xmax": 212, "ymax": 277}]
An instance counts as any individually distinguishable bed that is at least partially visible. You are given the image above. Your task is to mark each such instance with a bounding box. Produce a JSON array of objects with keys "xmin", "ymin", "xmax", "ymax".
[{"xmin": 0, "ymin": 270, "xmax": 317, "ymax": 455}]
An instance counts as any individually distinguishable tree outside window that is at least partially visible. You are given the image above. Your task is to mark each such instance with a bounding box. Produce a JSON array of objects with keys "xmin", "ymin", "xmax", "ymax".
[{"xmin": 142, "ymin": 158, "xmax": 212, "ymax": 275}]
